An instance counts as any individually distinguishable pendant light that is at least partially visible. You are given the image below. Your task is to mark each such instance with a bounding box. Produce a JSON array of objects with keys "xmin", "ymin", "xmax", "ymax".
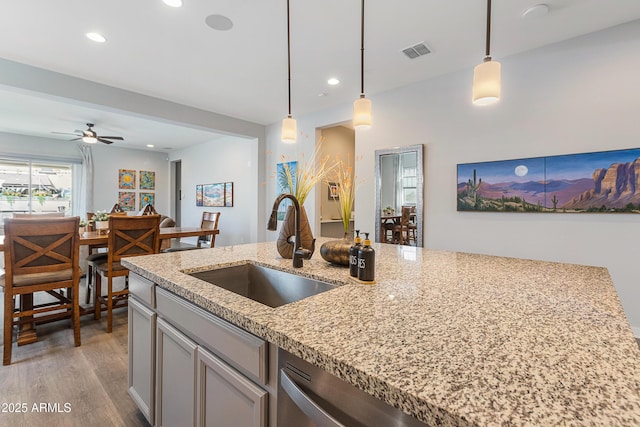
[
  {"xmin": 353, "ymin": 0, "xmax": 372, "ymax": 129},
  {"xmin": 472, "ymin": 0, "xmax": 501, "ymax": 105},
  {"xmin": 281, "ymin": 0, "xmax": 297, "ymax": 143}
]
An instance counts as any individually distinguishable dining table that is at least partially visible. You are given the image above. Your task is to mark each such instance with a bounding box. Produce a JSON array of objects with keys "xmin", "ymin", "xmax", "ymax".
[{"xmin": 0, "ymin": 226, "xmax": 220, "ymax": 345}]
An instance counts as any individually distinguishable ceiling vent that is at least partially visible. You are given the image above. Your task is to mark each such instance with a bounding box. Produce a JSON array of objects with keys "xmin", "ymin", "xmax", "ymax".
[{"xmin": 402, "ymin": 42, "xmax": 431, "ymax": 59}]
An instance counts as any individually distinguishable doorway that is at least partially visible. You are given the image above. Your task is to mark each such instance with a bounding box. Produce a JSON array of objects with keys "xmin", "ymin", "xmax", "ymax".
[
  {"xmin": 171, "ymin": 160, "xmax": 182, "ymax": 226},
  {"xmin": 318, "ymin": 125, "xmax": 355, "ymax": 238}
]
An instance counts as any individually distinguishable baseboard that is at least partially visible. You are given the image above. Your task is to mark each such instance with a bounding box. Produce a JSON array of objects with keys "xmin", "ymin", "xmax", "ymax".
[{"xmin": 632, "ymin": 326, "xmax": 640, "ymax": 339}]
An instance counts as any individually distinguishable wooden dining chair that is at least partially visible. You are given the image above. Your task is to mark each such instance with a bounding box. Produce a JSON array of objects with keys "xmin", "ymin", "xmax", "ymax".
[
  {"xmin": 392, "ymin": 206, "xmax": 412, "ymax": 245},
  {"xmin": 93, "ymin": 215, "xmax": 161, "ymax": 333},
  {"xmin": 85, "ymin": 211, "xmax": 127, "ymax": 304},
  {"xmin": 2, "ymin": 216, "xmax": 81, "ymax": 365},
  {"xmin": 163, "ymin": 211, "xmax": 221, "ymax": 252}
]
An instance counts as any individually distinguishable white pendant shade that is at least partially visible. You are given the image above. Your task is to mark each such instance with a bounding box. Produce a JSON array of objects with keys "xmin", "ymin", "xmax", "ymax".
[
  {"xmin": 472, "ymin": 59, "xmax": 501, "ymax": 106},
  {"xmin": 353, "ymin": 97, "xmax": 372, "ymax": 130},
  {"xmin": 281, "ymin": 117, "xmax": 297, "ymax": 143}
]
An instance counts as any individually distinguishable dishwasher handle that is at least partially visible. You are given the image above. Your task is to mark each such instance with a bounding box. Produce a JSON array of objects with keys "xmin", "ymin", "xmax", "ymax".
[{"xmin": 280, "ymin": 368, "xmax": 346, "ymax": 427}]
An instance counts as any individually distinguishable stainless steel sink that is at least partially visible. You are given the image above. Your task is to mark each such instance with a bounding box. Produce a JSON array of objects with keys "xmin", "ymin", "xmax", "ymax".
[{"xmin": 188, "ymin": 263, "xmax": 337, "ymax": 308}]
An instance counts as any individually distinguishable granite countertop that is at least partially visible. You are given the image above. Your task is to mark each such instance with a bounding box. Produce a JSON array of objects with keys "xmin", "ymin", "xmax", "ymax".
[{"xmin": 122, "ymin": 238, "xmax": 640, "ymax": 426}]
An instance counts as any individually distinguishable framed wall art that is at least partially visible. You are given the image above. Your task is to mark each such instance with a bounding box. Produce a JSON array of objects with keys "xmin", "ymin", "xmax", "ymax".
[
  {"xmin": 196, "ymin": 184, "xmax": 203, "ymax": 206},
  {"xmin": 118, "ymin": 191, "xmax": 136, "ymax": 211},
  {"xmin": 119, "ymin": 169, "xmax": 136, "ymax": 189},
  {"xmin": 201, "ymin": 182, "xmax": 234, "ymax": 207},
  {"xmin": 276, "ymin": 161, "xmax": 297, "ymax": 220},
  {"xmin": 140, "ymin": 192, "xmax": 155, "ymax": 210},
  {"xmin": 457, "ymin": 147, "xmax": 640, "ymax": 213},
  {"xmin": 328, "ymin": 182, "xmax": 339, "ymax": 200},
  {"xmin": 140, "ymin": 170, "xmax": 156, "ymax": 190},
  {"xmin": 224, "ymin": 182, "xmax": 234, "ymax": 207}
]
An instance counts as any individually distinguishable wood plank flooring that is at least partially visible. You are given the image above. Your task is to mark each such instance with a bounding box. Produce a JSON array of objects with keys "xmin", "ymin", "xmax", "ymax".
[{"xmin": 0, "ymin": 302, "xmax": 150, "ymax": 427}]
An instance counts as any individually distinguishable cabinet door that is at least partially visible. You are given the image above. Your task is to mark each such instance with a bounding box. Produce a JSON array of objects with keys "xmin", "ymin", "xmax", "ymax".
[
  {"xmin": 128, "ymin": 297, "xmax": 156, "ymax": 425},
  {"xmin": 156, "ymin": 318, "xmax": 198, "ymax": 427},
  {"xmin": 196, "ymin": 346, "xmax": 267, "ymax": 427}
]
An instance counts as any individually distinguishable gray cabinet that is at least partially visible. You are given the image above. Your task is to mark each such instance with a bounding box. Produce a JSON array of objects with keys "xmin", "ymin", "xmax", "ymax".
[
  {"xmin": 128, "ymin": 296, "xmax": 156, "ymax": 425},
  {"xmin": 156, "ymin": 317, "xmax": 197, "ymax": 427},
  {"xmin": 128, "ymin": 275, "xmax": 275, "ymax": 426},
  {"xmin": 196, "ymin": 345, "xmax": 267, "ymax": 427}
]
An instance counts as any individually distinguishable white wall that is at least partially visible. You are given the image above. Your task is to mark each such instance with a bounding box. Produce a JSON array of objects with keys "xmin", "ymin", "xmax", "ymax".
[
  {"xmin": 264, "ymin": 21, "xmax": 640, "ymax": 334},
  {"xmin": 90, "ymin": 144, "xmax": 169, "ymax": 214},
  {"xmin": 169, "ymin": 136, "xmax": 259, "ymax": 246}
]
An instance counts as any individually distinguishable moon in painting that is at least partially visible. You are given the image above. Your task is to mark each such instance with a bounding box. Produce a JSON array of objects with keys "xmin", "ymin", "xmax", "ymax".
[{"xmin": 514, "ymin": 165, "xmax": 529, "ymax": 177}]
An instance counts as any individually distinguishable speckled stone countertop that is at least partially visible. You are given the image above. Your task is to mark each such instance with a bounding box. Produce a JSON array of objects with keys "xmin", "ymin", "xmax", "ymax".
[{"xmin": 122, "ymin": 239, "xmax": 640, "ymax": 426}]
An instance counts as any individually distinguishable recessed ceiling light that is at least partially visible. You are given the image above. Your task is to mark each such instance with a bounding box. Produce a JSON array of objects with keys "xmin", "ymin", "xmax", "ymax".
[
  {"xmin": 205, "ymin": 14, "xmax": 234, "ymax": 31},
  {"xmin": 327, "ymin": 78, "xmax": 340, "ymax": 86},
  {"xmin": 85, "ymin": 32, "xmax": 107, "ymax": 43},
  {"xmin": 147, "ymin": 144, "xmax": 155, "ymax": 148},
  {"xmin": 162, "ymin": 0, "xmax": 183, "ymax": 7}
]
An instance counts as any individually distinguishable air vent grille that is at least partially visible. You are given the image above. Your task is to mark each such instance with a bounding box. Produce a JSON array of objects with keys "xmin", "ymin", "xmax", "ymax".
[{"xmin": 402, "ymin": 42, "xmax": 431, "ymax": 59}]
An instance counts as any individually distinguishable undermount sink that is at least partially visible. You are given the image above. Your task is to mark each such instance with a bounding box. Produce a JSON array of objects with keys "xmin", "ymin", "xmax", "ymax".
[{"xmin": 188, "ymin": 263, "xmax": 338, "ymax": 308}]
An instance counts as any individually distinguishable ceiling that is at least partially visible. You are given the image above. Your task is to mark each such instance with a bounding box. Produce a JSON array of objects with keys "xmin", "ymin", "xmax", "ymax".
[{"xmin": 1, "ymin": 0, "xmax": 640, "ymax": 152}]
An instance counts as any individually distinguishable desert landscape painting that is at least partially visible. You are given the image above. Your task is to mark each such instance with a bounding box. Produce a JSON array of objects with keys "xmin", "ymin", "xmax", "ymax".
[{"xmin": 457, "ymin": 148, "xmax": 640, "ymax": 213}]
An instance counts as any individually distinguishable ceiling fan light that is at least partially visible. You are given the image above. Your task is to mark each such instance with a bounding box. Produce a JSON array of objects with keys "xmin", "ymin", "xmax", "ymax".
[
  {"xmin": 82, "ymin": 136, "xmax": 98, "ymax": 144},
  {"xmin": 281, "ymin": 117, "xmax": 297, "ymax": 143},
  {"xmin": 162, "ymin": 0, "xmax": 183, "ymax": 7},
  {"xmin": 353, "ymin": 97, "xmax": 372, "ymax": 130},
  {"xmin": 472, "ymin": 59, "xmax": 501, "ymax": 105}
]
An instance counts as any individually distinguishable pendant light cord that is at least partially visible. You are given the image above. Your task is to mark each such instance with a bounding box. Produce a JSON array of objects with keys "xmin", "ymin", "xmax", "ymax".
[
  {"xmin": 287, "ymin": 0, "xmax": 292, "ymax": 117},
  {"xmin": 484, "ymin": 0, "xmax": 492, "ymax": 60},
  {"xmin": 360, "ymin": 0, "xmax": 365, "ymax": 97}
]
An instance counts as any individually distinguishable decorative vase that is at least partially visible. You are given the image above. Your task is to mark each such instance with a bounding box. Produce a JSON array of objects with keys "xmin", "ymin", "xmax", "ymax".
[
  {"xmin": 78, "ymin": 226, "xmax": 85, "ymax": 235},
  {"xmin": 320, "ymin": 232, "xmax": 352, "ymax": 266},
  {"xmin": 95, "ymin": 220, "xmax": 109, "ymax": 235},
  {"xmin": 277, "ymin": 205, "xmax": 315, "ymax": 259}
]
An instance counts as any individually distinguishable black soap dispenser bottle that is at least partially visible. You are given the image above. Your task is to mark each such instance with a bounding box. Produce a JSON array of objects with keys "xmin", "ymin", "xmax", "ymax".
[
  {"xmin": 350, "ymin": 230, "xmax": 362, "ymax": 278},
  {"xmin": 357, "ymin": 232, "xmax": 375, "ymax": 283}
]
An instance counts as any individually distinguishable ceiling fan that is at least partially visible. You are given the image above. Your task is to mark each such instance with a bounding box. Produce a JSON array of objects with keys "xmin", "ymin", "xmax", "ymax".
[{"xmin": 52, "ymin": 123, "xmax": 124, "ymax": 144}]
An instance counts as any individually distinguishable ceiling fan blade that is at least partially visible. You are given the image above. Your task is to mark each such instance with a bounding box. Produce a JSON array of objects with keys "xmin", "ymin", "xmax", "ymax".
[
  {"xmin": 99, "ymin": 136, "xmax": 124, "ymax": 140},
  {"xmin": 52, "ymin": 131, "xmax": 81, "ymax": 136},
  {"xmin": 98, "ymin": 138, "xmax": 114, "ymax": 144}
]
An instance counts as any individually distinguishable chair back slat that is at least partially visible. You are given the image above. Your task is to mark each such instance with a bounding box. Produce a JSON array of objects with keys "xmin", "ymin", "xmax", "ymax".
[
  {"xmin": 13, "ymin": 212, "xmax": 66, "ymax": 218},
  {"xmin": 108, "ymin": 215, "xmax": 161, "ymax": 263}
]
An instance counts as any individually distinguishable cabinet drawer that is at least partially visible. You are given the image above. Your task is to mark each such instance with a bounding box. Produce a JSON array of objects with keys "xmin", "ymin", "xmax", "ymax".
[
  {"xmin": 156, "ymin": 287, "xmax": 267, "ymax": 385},
  {"xmin": 129, "ymin": 273, "xmax": 155, "ymax": 307}
]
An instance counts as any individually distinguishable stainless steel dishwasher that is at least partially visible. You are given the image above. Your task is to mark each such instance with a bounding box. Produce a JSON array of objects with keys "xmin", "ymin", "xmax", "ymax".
[{"xmin": 277, "ymin": 348, "xmax": 430, "ymax": 427}]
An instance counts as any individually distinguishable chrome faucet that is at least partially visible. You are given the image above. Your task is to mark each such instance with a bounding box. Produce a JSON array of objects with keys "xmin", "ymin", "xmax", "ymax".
[{"xmin": 267, "ymin": 194, "xmax": 313, "ymax": 268}]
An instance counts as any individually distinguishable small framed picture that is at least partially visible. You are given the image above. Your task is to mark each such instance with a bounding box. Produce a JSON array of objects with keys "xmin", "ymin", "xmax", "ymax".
[{"xmin": 328, "ymin": 182, "xmax": 339, "ymax": 200}]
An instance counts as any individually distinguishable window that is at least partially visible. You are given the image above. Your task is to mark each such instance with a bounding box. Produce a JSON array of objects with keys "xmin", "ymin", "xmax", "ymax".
[
  {"xmin": 401, "ymin": 165, "xmax": 417, "ymax": 206},
  {"xmin": 0, "ymin": 158, "xmax": 74, "ymax": 232}
]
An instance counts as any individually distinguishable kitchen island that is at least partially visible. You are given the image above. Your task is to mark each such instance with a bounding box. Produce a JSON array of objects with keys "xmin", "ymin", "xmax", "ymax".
[{"xmin": 122, "ymin": 238, "xmax": 640, "ymax": 426}]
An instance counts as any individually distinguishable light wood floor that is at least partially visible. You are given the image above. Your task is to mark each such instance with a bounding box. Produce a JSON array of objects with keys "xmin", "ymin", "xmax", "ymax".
[{"xmin": 0, "ymin": 289, "xmax": 150, "ymax": 427}]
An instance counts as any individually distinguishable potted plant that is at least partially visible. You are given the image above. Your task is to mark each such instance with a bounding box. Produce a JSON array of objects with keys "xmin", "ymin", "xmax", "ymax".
[
  {"xmin": 320, "ymin": 158, "xmax": 360, "ymax": 266},
  {"xmin": 383, "ymin": 205, "xmax": 395, "ymax": 216},
  {"xmin": 78, "ymin": 219, "xmax": 87, "ymax": 235},
  {"xmin": 93, "ymin": 211, "xmax": 110, "ymax": 235}
]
